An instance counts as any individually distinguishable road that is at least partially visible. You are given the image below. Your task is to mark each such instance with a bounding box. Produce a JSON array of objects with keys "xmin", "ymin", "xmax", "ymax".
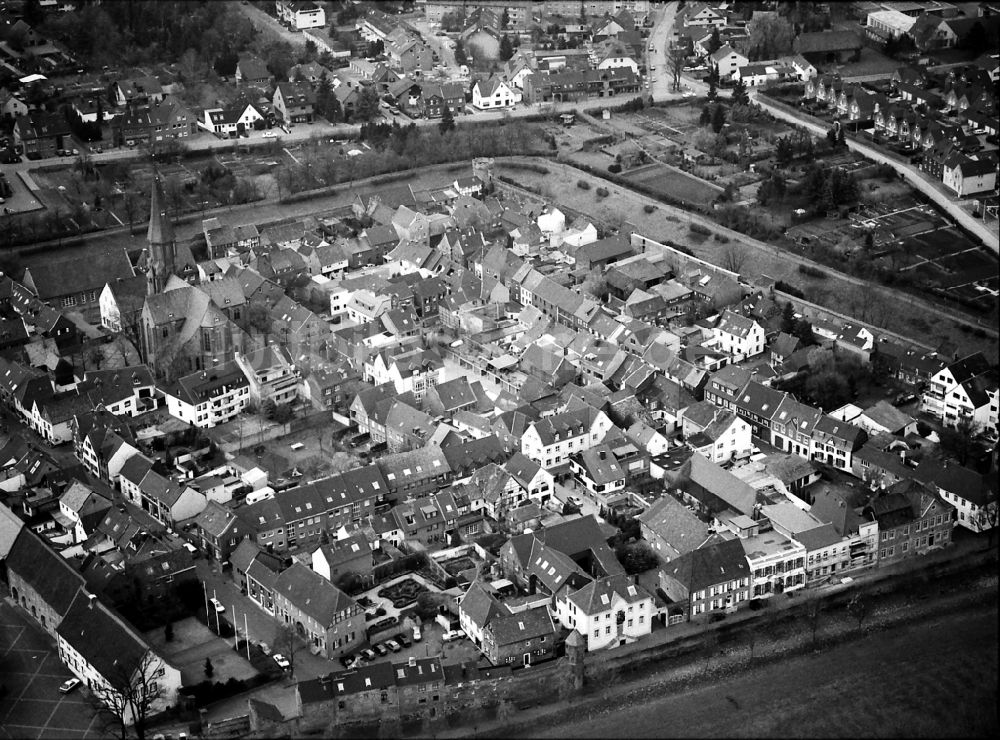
[
  {"xmin": 750, "ymin": 92, "xmax": 999, "ymax": 252},
  {"xmin": 531, "ymin": 603, "xmax": 998, "ymax": 738},
  {"xmin": 235, "ymin": 1, "xmax": 310, "ymax": 48}
]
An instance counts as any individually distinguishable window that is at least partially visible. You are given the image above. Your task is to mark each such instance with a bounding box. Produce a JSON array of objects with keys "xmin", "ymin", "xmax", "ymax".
[{"xmin": 605, "ymin": 626, "xmax": 611, "ymax": 635}]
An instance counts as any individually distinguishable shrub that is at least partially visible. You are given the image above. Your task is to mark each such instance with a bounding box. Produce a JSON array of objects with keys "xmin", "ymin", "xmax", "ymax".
[
  {"xmin": 774, "ymin": 280, "xmax": 804, "ymax": 298},
  {"xmin": 643, "ymin": 204, "xmax": 656, "ymax": 214},
  {"xmin": 690, "ymin": 222, "xmax": 712, "ymax": 236},
  {"xmin": 577, "ymin": 179, "xmax": 591, "ymax": 190},
  {"xmin": 596, "ymin": 187, "xmax": 610, "ymax": 198},
  {"xmin": 714, "ymin": 234, "xmax": 730, "ymax": 243},
  {"xmin": 608, "ymin": 163, "xmax": 622, "ymax": 173},
  {"xmin": 798, "ymin": 264, "xmax": 828, "ymax": 279}
]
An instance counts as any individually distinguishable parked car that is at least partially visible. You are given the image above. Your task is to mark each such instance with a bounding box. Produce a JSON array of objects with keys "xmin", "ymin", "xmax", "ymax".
[
  {"xmin": 360, "ymin": 648, "xmax": 378, "ymax": 661},
  {"xmin": 262, "ymin": 130, "xmax": 276, "ymax": 138},
  {"xmin": 396, "ymin": 632, "xmax": 412, "ymax": 648},
  {"xmin": 258, "ymin": 642, "xmax": 271, "ymax": 655},
  {"xmin": 373, "ymin": 643, "xmax": 389, "ymax": 656},
  {"xmin": 895, "ymin": 393, "xmax": 917, "ymax": 406},
  {"xmin": 59, "ymin": 678, "xmax": 81, "ymax": 694},
  {"xmin": 442, "ymin": 629, "xmax": 465, "ymax": 642},
  {"xmin": 412, "ymin": 625, "xmax": 422, "ymax": 642},
  {"xmin": 273, "ymin": 654, "xmax": 290, "ymax": 670},
  {"xmin": 385, "ymin": 639, "xmax": 402, "ymax": 652},
  {"xmin": 208, "ymin": 598, "xmax": 225, "ymax": 613}
]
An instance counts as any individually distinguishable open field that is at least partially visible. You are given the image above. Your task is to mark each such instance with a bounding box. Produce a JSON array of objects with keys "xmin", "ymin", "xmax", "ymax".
[
  {"xmin": 531, "ymin": 604, "xmax": 999, "ymax": 739},
  {"xmin": 144, "ymin": 616, "xmax": 259, "ymax": 688},
  {"xmin": 624, "ymin": 163, "xmax": 722, "ymax": 206}
]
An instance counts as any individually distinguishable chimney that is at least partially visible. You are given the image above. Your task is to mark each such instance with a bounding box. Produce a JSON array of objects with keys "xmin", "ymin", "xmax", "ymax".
[{"xmin": 408, "ymin": 656, "xmax": 416, "ymax": 667}]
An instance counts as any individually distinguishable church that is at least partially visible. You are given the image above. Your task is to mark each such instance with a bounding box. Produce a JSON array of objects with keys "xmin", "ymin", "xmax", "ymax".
[{"xmin": 137, "ymin": 178, "xmax": 251, "ymax": 380}]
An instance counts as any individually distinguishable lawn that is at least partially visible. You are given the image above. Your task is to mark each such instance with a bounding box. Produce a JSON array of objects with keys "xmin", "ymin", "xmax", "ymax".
[{"xmin": 624, "ymin": 163, "xmax": 723, "ymax": 207}]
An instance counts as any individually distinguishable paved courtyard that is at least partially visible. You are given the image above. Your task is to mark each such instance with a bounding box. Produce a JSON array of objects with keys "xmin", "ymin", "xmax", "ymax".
[
  {"xmin": 0, "ymin": 600, "xmax": 113, "ymax": 739},
  {"xmin": 144, "ymin": 616, "xmax": 259, "ymax": 687}
]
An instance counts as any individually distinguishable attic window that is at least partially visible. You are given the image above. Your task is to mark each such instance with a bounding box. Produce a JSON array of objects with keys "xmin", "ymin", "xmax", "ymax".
[
  {"xmin": 627, "ymin": 585, "xmax": 637, "ymax": 596},
  {"xmin": 337, "ymin": 683, "xmax": 345, "ymax": 691},
  {"xmin": 600, "ymin": 594, "xmax": 610, "ymax": 605}
]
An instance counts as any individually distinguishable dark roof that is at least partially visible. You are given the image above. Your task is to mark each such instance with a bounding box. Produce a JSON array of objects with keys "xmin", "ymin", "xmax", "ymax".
[
  {"xmin": 273, "ymin": 562, "xmax": 357, "ymax": 626},
  {"xmin": 485, "ymin": 605, "xmax": 554, "ymax": 645},
  {"xmin": 661, "ymin": 537, "xmax": 750, "ymax": 592},
  {"xmin": 5, "ymin": 528, "xmax": 86, "ymax": 617},
  {"xmin": 795, "ymin": 30, "xmax": 862, "ymax": 55},
  {"xmin": 56, "ymin": 589, "xmax": 154, "ymax": 682},
  {"xmin": 22, "ymin": 248, "xmax": 134, "ymax": 300}
]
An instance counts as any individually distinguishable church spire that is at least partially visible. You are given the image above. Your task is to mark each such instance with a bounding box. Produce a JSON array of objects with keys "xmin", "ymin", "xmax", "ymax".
[{"xmin": 146, "ymin": 176, "xmax": 177, "ymax": 296}]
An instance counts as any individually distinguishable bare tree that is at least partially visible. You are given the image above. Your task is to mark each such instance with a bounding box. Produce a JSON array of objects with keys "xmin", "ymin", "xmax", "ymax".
[
  {"xmin": 88, "ymin": 651, "xmax": 166, "ymax": 740},
  {"xmin": 807, "ymin": 599, "xmax": 823, "ymax": 650},
  {"xmin": 667, "ymin": 43, "xmax": 686, "ymax": 92},
  {"xmin": 274, "ymin": 622, "xmax": 302, "ymax": 678},
  {"xmin": 122, "ymin": 190, "xmax": 141, "ymax": 235},
  {"xmin": 719, "ymin": 243, "xmax": 748, "ymax": 275},
  {"xmin": 846, "ymin": 593, "xmax": 868, "ymax": 633}
]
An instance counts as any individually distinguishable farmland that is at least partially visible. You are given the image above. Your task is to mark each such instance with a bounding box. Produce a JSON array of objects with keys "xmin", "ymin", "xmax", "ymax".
[{"xmin": 623, "ymin": 163, "xmax": 722, "ymax": 207}]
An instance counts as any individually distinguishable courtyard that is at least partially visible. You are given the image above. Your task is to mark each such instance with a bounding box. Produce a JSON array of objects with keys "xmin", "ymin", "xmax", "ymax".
[{"xmin": 144, "ymin": 616, "xmax": 259, "ymax": 688}]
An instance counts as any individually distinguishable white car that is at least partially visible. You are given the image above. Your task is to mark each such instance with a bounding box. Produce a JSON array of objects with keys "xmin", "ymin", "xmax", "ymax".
[
  {"xmin": 209, "ymin": 598, "xmax": 225, "ymax": 614},
  {"xmin": 273, "ymin": 654, "xmax": 291, "ymax": 670},
  {"xmin": 442, "ymin": 629, "xmax": 466, "ymax": 642},
  {"xmin": 262, "ymin": 130, "xmax": 277, "ymax": 138},
  {"xmin": 59, "ymin": 678, "xmax": 81, "ymax": 694}
]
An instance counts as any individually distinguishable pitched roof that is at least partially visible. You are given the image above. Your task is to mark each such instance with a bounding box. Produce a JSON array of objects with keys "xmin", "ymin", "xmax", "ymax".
[
  {"xmin": 485, "ymin": 605, "xmax": 555, "ymax": 645},
  {"xmin": 6, "ymin": 528, "xmax": 86, "ymax": 617},
  {"xmin": 23, "ymin": 248, "xmax": 134, "ymax": 300},
  {"xmin": 56, "ymin": 589, "xmax": 155, "ymax": 682},
  {"xmin": 661, "ymin": 537, "xmax": 751, "ymax": 592},
  {"xmin": 637, "ymin": 496, "xmax": 711, "ymax": 556},
  {"xmin": 460, "ymin": 581, "xmax": 507, "ymax": 629},
  {"xmin": 566, "ymin": 573, "xmax": 650, "ymax": 615},
  {"xmin": 273, "ymin": 562, "xmax": 357, "ymax": 626}
]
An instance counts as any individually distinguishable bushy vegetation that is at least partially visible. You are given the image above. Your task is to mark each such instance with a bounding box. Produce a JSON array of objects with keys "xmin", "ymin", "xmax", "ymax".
[{"xmin": 577, "ymin": 179, "xmax": 591, "ymax": 190}]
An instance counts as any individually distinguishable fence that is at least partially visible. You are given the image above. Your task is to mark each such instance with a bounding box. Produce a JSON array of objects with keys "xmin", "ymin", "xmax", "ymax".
[{"xmin": 202, "ymin": 715, "xmax": 251, "ymax": 739}]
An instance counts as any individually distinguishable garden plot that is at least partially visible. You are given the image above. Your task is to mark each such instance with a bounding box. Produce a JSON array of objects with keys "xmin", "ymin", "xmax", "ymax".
[{"xmin": 624, "ymin": 163, "xmax": 723, "ymax": 207}]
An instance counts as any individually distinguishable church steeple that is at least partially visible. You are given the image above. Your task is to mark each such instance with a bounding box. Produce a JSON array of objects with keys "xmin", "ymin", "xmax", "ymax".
[{"xmin": 146, "ymin": 176, "xmax": 176, "ymax": 296}]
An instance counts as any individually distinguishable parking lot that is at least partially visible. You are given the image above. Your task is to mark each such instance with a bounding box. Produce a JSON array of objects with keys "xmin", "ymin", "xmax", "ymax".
[{"xmin": 0, "ymin": 600, "xmax": 113, "ymax": 739}]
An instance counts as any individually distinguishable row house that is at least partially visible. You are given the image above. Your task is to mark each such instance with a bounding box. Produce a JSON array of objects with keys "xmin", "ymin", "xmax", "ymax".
[
  {"xmin": 659, "ymin": 538, "xmax": 751, "ymax": 621},
  {"xmin": 741, "ymin": 530, "xmax": 807, "ymax": 599},
  {"xmin": 710, "ymin": 310, "xmax": 764, "ymax": 361},
  {"xmin": 117, "ymin": 454, "xmax": 207, "ymax": 527},
  {"xmin": 521, "ymin": 67, "xmax": 641, "ymax": 105},
  {"xmin": 520, "ymin": 406, "xmax": 615, "ymax": 473},
  {"xmin": 863, "ymin": 480, "xmax": 954, "ymax": 565},
  {"xmin": 271, "ymin": 563, "xmax": 364, "ymax": 658},
  {"xmin": 245, "ymin": 464, "xmax": 389, "ymax": 552},
  {"xmin": 942, "ymin": 153, "xmax": 998, "ymax": 198},
  {"xmin": 114, "ymin": 101, "xmax": 196, "ymax": 147},
  {"xmin": 920, "ymin": 352, "xmax": 999, "ymax": 432},
  {"xmin": 364, "ymin": 347, "xmax": 445, "ymax": 400}
]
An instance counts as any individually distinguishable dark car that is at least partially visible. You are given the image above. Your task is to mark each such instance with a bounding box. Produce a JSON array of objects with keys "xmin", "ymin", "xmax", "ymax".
[
  {"xmin": 395, "ymin": 632, "xmax": 412, "ymax": 648},
  {"xmin": 373, "ymin": 643, "xmax": 389, "ymax": 656}
]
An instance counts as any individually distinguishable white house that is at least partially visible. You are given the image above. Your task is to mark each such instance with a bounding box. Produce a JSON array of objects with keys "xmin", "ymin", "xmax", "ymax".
[
  {"xmin": 679, "ymin": 401, "xmax": 753, "ymax": 464},
  {"xmin": 554, "ymin": 575, "xmax": 654, "ymax": 651},
  {"xmin": 520, "ymin": 406, "xmax": 615, "ymax": 470},
  {"xmin": 346, "ymin": 289, "xmax": 394, "ymax": 324},
  {"xmin": 733, "ymin": 62, "xmax": 783, "ymax": 88},
  {"xmin": 163, "ymin": 361, "xmax": 250, "ymax": 429},
  {"xmin": 57, "ymin": 590, "xmax": 182, "ymax": 727},
  {"xmin": 77, "ymin": 366, "xmax": 156, "ymax": 417},
  {"xmin": 920, "ymin": 352, "xmax": 998, "ymax": 432},
  {"xmin": 472, "ymin": 77, "xmax": 519, "ymax": 110},
  {"xmin": 505, "ymin": 452, "xmax": 556, "ymax": 505},
  {"xmin": 709, "ymin": 45, "xmax": 748, "ymax": 79},
  {"xmin": 784, "ymin": 54, "xmax": 816, "ymax": 81},
  {"xmin": 537, "ymin": 207, "xmax": 566, "ymax": 235},
  {"xmin": 55, "ymin": 481, "xmax": 109, "ymax": 544},
  {"xmin": 117, "ymin": 454, "xmax": 207, "ymax": 527},
  {"xmin": 200, "ymin": 103, "xmax": 263, "ymax": 137},
  {"xmin": 234, "ymin": 347, "xmax": 300, "ymax": 406},
  {"xmin": 741, "ymin": 531, "xmax": 807, "ymax": 599},
  {"xmin": 278, "ymin": 0, "xmax": 325, "ymax": 30},
  {"xmin": 710, "ymin": 310, "xmax": 765, "ymax": 361},
  {"xmin": 364, "ymin": 348, "xmax": 445, "ymax": 400},
  {"xmin": 942, "ymin": 154, "xmax": 998, "ymax": 198},
  {"xmin": 680, "ymin": 3, "xmax": 728, "ymax": 28}
]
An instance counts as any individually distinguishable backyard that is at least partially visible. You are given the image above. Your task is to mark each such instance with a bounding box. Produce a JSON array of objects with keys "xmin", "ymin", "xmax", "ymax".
[{"xmin": 378, "ymin": 577, "xmax": 430, "ymax": 609}]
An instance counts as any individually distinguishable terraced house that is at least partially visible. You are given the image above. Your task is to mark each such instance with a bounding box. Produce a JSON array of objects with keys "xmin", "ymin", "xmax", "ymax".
[{"xmin": 271, "ymin": 562, "xmax": 364, "ymax": 658}]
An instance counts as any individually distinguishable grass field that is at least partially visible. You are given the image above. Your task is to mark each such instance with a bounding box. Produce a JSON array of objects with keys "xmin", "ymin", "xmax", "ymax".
[
  {"xmin": 624, "ymin": 163, "xmax": 722, "ymax": 206},
  {"xmin": 534, "ymin": 605, "xmax": 998, "ymax": 739}
]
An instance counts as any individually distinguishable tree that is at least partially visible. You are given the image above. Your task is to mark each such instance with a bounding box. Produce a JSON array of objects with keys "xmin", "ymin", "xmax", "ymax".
[
  {"xmin": 454, "ymin": 39, "xmax": 468, "ymax": 66},
  {"xmin": 699, "ymin": 105, "xmax": 712, "ymax": 126},
  {"xmin": 720, "ymin": 243, "xmax": 747, "ymax": 274},
  {"xmin": 961, "ymin": 21, "xmax": 989, "ymax": 55},
  {"xmin": 501, "ymin": 8, "xmax": 510, "ymax": 28},
  {"xmin": 88, "ymin": 651, "xmax": 165, "ymax": 740},
  {"xmin": 938, "ymin": 415, "xmax": 979, "ymax": 466},
  {"xmin": 315, "ymin": 74, "xmax": 341, "ymax": 123},
  {"xmin": 354, "ymin": 85, "xmax": 381, "ymax": 122},
  {"xmin": 499, "ymin": 34, "xmax": 514, "ymax": 61},
  {"xmin": 580, "ymin": 272, "xmax": 608, "ymax": 299},
  {"xmin": 164, "ymin": 620, "xmax": 174, "ymax": 642},
  {"xmin": 707, "ymin": 27, "xmax": 722, "ymax": 54},
  {"xmin": 731, "ymin": 76, "xmax": 749, "ymax": 105},
  {"xmin": 807, "ymin": 599, "xmax": 823, "ymax": 650},
  {"xmin": 204, "ymin": 657, "xmax": 214, "ymax": 678},
  {"xmin": 274, "ymin": 622, "xmax": 300, "ymax": 678},
  {"xmin": 438, "ymin": 102, "xmax": 455, "ymax": 134},
  {"xmin": 707, "ymin": 71, "xmax": 717, "ymax": 100},
  {"xmin": 846, "ymin": 593, "xmax": 868, "ymax": 633},
  {"xmin": 711, "ymin": 103, "xmax": 726, "ymax": 133},
  {"xmin": 742, "ymin": 13, "xmax": 795, "ymax": 60},
  {"xmin": 667, "ymin": 43, "xmax": 686, "ymax": 92}
]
